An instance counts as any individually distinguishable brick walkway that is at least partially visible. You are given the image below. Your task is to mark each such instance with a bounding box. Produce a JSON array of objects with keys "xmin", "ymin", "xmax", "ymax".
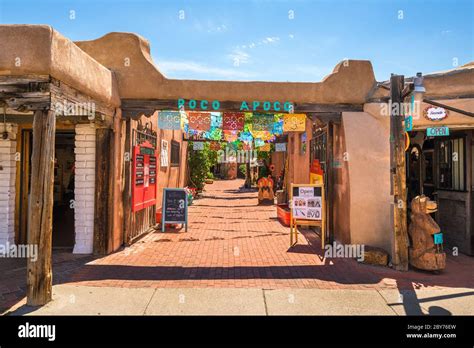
[{"xmin": 1, "ymin": 179, "xmax": 473, "ymax": 312}]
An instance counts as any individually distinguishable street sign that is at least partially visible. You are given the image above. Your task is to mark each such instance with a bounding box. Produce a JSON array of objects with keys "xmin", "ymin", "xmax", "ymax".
[
  {"xmin": 427, "ymin": 126, "xmax": 449, "ymax": 137},
  {"xmin": 162, "ymin": 188, "xmax": 188, "ymax": 232},
  {"xmin": 433, "ymin": 233, "xmax": 443, "ymax": 245}
]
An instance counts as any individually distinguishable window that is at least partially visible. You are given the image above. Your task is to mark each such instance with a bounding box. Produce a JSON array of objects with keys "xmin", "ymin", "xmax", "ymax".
[
  {"xmin": 170, "ymin": 140, "xmax": 180, "ymax": 167},
  {"xmin": 471, "ymin": 141, "xmax": 474, "ymax": 190},
  {"xmin": 437, "ymin": 137, "xmax": 466, "ymax": 191}
]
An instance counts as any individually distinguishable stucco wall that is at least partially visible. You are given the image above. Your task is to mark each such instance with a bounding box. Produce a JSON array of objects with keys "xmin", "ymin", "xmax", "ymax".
[
  {"xmin": 332, "ymin": 123, "xmax": 351, "ymax": 244},
  {"xmin": 342, "ymin": 111, "xmax": 392, "ymax": 254},
  {"xmin": 0, "ymin": 25, "xmax": 120, "ymax": 107},
  {"xmin": 75, "ymin": 32, "xmax": 376, "ymax": 103}
]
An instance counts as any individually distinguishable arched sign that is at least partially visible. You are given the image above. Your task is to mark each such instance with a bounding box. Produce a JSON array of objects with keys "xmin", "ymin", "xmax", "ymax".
[{"xmin": 424, "ymin": 106, "xmax": 448, "ymax": 121}]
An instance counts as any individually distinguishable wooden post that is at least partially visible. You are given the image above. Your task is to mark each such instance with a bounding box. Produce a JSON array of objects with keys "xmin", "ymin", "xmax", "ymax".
[
  {"xmin": 27, "ymin": 109, "xmax": 56, "ymax": 305},
  {"xmin": 390, "ymin": 75, "xmax": 409, "ymax": 271},
  {"xmin": 122, "ymin": 119, "xmax": 132, "ymax": 245},
  {"xmin": 94, "ymin": 128, "xmax": 112, "ymax": 254}
]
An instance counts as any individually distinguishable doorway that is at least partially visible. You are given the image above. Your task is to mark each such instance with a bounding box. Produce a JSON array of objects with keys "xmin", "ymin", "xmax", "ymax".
[{"xmin": 19, "ymin": 130, "xmax": 76, "ymax": 250}]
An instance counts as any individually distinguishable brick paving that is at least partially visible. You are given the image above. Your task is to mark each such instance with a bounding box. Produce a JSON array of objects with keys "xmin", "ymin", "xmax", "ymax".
[{"xmin": 1, "ymin": 179, "xmax": 474, "ymax": 312}]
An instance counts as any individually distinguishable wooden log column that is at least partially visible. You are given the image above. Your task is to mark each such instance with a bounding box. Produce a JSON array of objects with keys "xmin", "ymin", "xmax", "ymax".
[
  {"xmin": 94, "ymin": 128, "xmax": 113, "ymax": 254},
  {"xmin": 390, "ymin": 75, "xmax": 409, "ymax": 271},
  {"xmin": 26, "ymin": 109, "xmax": 56, "ymax": 305}
]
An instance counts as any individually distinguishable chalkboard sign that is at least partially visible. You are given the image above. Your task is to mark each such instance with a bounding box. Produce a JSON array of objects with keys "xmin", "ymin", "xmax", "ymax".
[{"xmin": 162, "ymin": 188, "xmax": 188, "ymax": 232}]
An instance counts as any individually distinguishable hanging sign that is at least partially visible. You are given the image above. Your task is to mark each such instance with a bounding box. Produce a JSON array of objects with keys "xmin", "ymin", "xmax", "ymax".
[
  {"xmin": 275, "ymin": 143, "xmax": 287, "ymax": 152},
  {"xmin": 193, "ymin": 141, "xmax": 204, "ymax": 150},
  {"xmin": 260, "ymin": 143, "xmax": 271, "ymax": 152},
  {"xmin": 283, "ymin": 114, "xmax": 306, "ymax": 132},
  {"xmin": 132, "ymin": 142, "xmax": 157, "ymax": 212},
  {"xmin": 424, "ymin": 106, "xmax": 448, "ymax": 121},
  {"xmin": 405, "ymin": 115, "xmax": 413, "ymax": 131},
  {"xmin": 161, "ymin": 188, "xmax": 188, "ymax": 232},
  {"xmin": 427, "ymin": 126, "xmax": 449, "ymax": 137},
  {"xmin": 158, "ymin": 111, "xmax": 182, "ymax": 130}
]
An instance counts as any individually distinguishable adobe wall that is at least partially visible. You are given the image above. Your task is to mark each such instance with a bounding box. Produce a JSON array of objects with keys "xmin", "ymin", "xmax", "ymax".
[{"xmin": 341, "ymin": 111, "xmax": 392, "ymax": 255}]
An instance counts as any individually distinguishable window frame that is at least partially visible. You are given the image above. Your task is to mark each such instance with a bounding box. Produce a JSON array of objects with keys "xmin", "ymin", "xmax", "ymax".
[
  {"xmin": 436, "ymin": 135, "xmax": 467, "ymax": 192},
  {"xmin": 170, "ymin": 140, "xmax": 180, "ymax": 167}
]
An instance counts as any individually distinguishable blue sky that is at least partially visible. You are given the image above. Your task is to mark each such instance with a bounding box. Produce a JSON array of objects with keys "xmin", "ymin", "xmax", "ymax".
[{"xmin": 0, "ymin": 0, "xmax": 472, "ymax": 82}]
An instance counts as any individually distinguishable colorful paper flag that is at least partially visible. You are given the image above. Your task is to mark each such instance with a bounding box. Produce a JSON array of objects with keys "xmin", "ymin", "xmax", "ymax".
[
  {"xmin": 223, "ymin": 130, "xmax": 238, "ymax": 142},
  {"xmin": 211, "ymin": 113, "xmax": 223, "ymax": 128},
  {"xmin": 158, "ymin": 111, "xmax": 182, "ymax": 130},
  {"xmin": 188, "ymin": 111, "xmax": 212, "ymax": 131},
  {"xmin": 223, "ymin": 112, "xmax": 245, "ymax": 131},
  {"xmin": 252, "ymin": 113, "xmax": 274, "ymax": 131},
  {"xmin": 283, "ymin": 114, "xmax": 306, "ymax": 132},
  {"xmin": 254, "ymin": 138, "xmax": 265, "ymax": 147}
]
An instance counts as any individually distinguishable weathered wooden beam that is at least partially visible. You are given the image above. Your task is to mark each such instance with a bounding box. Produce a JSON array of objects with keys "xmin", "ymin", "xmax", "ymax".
[
  {"xmin": 121, "ymin": 99, "xmax": 363, "ymax": 119},
  {"xmin": 390, "ymin": 75, "xmax": 409, "ymax": 271},
  {"xmin": 307, "ymin": 113, "xmax": 342, "ymax": 124},
  {"xmin": 0, "ymin": 75, "xmax": 50, "ymax": 85},
  {"xmin": 27, "ymin": 109, "xmax": 56, "ymax": 306},
  {"xmin": 94, "ymin": 128, "xmax": 112, "ymax": 254},
  {"xmin": 293, "ymin": 103, "xmax": 363, "ymax": 113},
  {"xmin": 122, "ymin": 119, "xmax": 133, "ymax": 245}
]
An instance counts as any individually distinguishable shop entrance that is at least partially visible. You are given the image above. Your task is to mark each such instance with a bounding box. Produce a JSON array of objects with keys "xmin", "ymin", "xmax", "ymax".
[
  {"xmin": 406, "ymin": 130, "xmax": 473, "ymax": 255},
  {"xmin": 19, "ymin": 130, "xmax": 76, "ymax": 249}
]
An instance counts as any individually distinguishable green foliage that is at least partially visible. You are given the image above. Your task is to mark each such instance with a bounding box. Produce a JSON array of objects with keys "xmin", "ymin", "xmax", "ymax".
[
  {"xmin": 188, "ymin": 142, "xmax": 212, "ymax": 190},
  {"xmin": 238, "ymin": 164, "xmax": 247, "ymax": 176}
]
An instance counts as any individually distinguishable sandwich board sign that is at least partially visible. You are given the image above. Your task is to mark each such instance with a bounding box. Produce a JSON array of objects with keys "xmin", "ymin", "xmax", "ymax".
[
  {"xmin": 162, "ymin": 188, "xmax": 188, "ymax": 232},
  {"xmin": 291, "ymin": 185, "xmax": 323, "ymax": 220},
  {"xmin": 289, "ymin": 183, "xmax": 326, "ymax": 248}
]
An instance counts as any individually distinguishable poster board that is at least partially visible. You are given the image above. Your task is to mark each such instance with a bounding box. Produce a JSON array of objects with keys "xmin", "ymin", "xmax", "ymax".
[
  {"xmin": 289, "ymin": 183, "xmax": 325, "ymax": 248},
  {"xmin": 160, "ymin": 139, "xmax": 169, "ymax": 167},
  {"xmin": 131, "ymin": 142, "xmax": 157, "ymax": 212},
  {"xmin": 162, "ymin": 188, "xmax": 188, "ymax": 232}
]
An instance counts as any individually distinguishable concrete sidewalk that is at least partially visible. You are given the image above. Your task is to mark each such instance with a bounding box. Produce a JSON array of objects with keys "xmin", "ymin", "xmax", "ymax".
[{"xmin": 4, "ymin": 284, "xmax": 474, "ymax": 316}]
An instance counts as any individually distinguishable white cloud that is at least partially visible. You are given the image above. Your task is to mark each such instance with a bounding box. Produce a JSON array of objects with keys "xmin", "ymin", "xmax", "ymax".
[
  {"xmin": 289, "ymin": 34, "xmax": 294, "ymax": 39},
  {"xmin": 262, "ymin": 36, "xmax": 280, "ymax": 44},
  {"xmin": 156, "ymin": 60, "xmax": 253, "ymax": 79},
  {"xmin": 228, "ymin": 49, "xmax": 250, "ymax": 64}
]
